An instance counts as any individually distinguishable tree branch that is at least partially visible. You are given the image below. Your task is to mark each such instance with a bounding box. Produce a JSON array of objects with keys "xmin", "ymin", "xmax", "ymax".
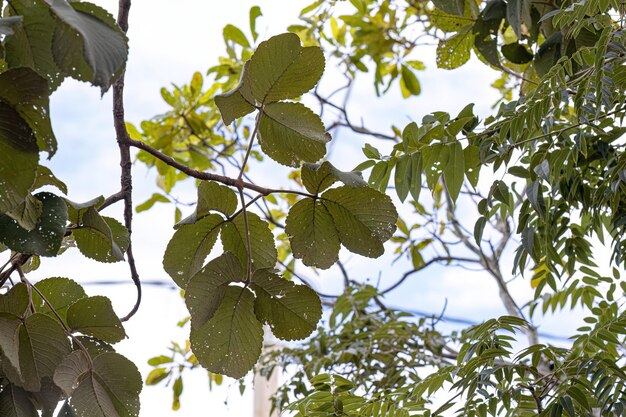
[{"xmin": 113, "ymin": 0, "xmax": 141, "ymax": 322}]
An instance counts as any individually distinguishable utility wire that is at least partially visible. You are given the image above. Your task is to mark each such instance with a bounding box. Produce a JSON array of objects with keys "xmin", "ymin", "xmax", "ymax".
[{"xmin": 80, "ymin": 279, "xmax": 572, "ymax": 342}]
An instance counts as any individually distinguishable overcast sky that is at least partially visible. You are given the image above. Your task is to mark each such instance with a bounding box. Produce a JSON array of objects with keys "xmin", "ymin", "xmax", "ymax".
[{"xmin": 16, "ymin": 1, "xmax": 588, "ymax": 416}]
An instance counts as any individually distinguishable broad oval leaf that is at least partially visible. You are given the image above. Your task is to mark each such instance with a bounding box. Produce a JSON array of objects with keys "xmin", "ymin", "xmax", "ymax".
[
  {"xmin": 67, "ymin": 296, "xmax": 126, "ymax": 344},
  {"xmin": 436, "ymin": 27, "xmax": 473, "ymax": 69},
  {"xmin": 163, "ymin": 213, "xmax": 224, "ymax": 287},
  {"xmin": 285, "ymin": 198, "xmax": 340, "ymax": 269},
  {"xmin": 32, "ymin": 277, "xmax": 87, "ymax": 323},
  {"xmin": 258, "ymin": 101, "xmax": 330, "ymax": 167},
  {"xmin": 50, "ymin": 0, "xmax": 128, "ymax": 93},
  {"xmin": 0, "ymin": 284, "xmax": 29, "ymax": 317},
  {"xmin": 245, "ymin": 32, "xmax": 325, "ymax": 104},
  {"xmin": 177, "ymin": 181, "xmax": 238, "ymax": 226},
  {"xmin": 185, "ymin": 252, "xmax": 244, "ymax": 325},
  {"xmin": 221, "ymin": 211, "xmax": 277, "ymax": 271},
  {"xmin": 190, "ymin": 286, "xmax": 263, "ymax": 379},
  {"xmin": 0, "ymin": 101, "xmax": 39, "ymax": 215},
  {"xmin": 0, "ymin": 67, "xmax": 56, "ymax": 154},
  {"xmin": 73, "ymin": 212, "xmax": 129, "ymax": 263},
  {"xmin": 214, "ymin": 62, "xmax": 256, "ymax": 125},
  {"xmin": 0, "ymin": 385, "xmax": 38, "ymax": 417},
  {"xmin": 321, "ymin": 186, "xmax": 398, "ymax": 258},
  {"xmin": 54, "ymin": 351, "xmax": 142, "ymax": 417},
  {"xmin": 252, "ymin": 270, "xmax": 322, "ymax": 340},
  {"xmin": 0, "ymin": 192, "xmax": 68, "ymax": 257}
]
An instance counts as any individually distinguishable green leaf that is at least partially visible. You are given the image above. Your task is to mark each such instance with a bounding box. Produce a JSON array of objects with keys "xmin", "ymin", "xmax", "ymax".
[
  {"xmin": 7, "ymin": 313, "xmax": 71, "ymax": 392},
  {"xmin": 64, "ymin": 196, "xmax": 104, "ymax": 224},
  {"xmin": 436, "ymin": 27, "xmax": 473, "ymax": 69},
  {"xmin": 400, "ymin": 66, "xmax": 421, "ymax": 96},
  {"xmin": 190, "ymin": 286, "xmax": 263, "ymax": 379},
  {"xmin": 245, "ymin": 32, "xmax": 325, "ymax": 104},
  {"xmin": 32, "ymin": 277, "xmax": 87, "ymax": 323},
  {"xmin": 252, "ymin": 270, "xmax": 322, "ymax": 340},
  {"xmin": 316, "ymin": 186, "xmax": 397, "ymax": 259},
  {"xmin": 135, "ymin": 193, "xmax": 169, "ymax": 213},
  {"xmin": 221, "ymin": 211, "xmax": 277, "ymax": 270},
  {"xmin": 145, "ymin": 368, "xmax": 170, "ymax": 386},
  {"xmin": 443, "ymin": 142, "xmax": 465, "ymax": 202},
  {"xmin": 178, "ymin": 181, "xmax": 237, "ymax": 226},
  {"xmin": 185, "ymin": 252, "xmax": 244, "ymax": 325},
  {"xmin": 73, "ymin": 210, "xmax": 129, "ymax": 263},
  {"xmin": 3, "ymin": 0, "xmax": 65, "ymax": 89},
  {"xmin": 474, "ymin": 216, "xmax": 487, "ymax": 244},
  {"xmin": 501, "ymin": 42, "xmax": 533, "ymax": 64},
  {"xmin": 6, "ymin": 194, "xmax": 43, "ymax": 231},
  {"xmin": 432, "ymin": 0, "xmax": 465, "ymax": 16},
  {"xmin": 431, "ymin": 9, "xmax": 473, "ymax": 32},
  {"xmin": 285, "ymin": 198, "xmax": 340, "ymax": 269},
  {"xmin": 250, "ymin": 6, "xmax": 262, "ymax": 41},
  {"xmin": 0, "ymin": 284, "xmax": 29, "ymax": 317},
  {"xmin": 506, "ymin": 0, "xmax": 522, "ymax": 39},
  {"xmin": 214, "ymin": 62, "xmax": 256, "ymax": 125},
  {"xmin": 301, "ymin": 161, "xmax": 367, "ymax": 194},
  {"xmin": 258, "ymin": 101, "xmax": 330, "ymax": 167},
  {"xmin": 223, "ymin": 24, "xmax": 250, "ymax": 47},
  {"xmin": 0, "ymin": 385, "xmax": 38, "ymax": 417},
  {"xmin": 67, "ymin": 296, "xmax": 126, "ymax": 343},
  {"xmin": 54, "ymin": 351, "xmax": 142, "ymax": 417},
  {"xmin": 163, "ymin": 213, "xmax": 224, "ymax": 287},
  {"xmin": 50, "ymin": 0, "xmax": 129, "ymax": 93},
  {"xmin": 32, "ymin": 165, "xmax": 68, "ymax": 195},
  {"xmin": 394, "ymin": 154, "xmax": 411, "ymax": 202},
  {"xmin": 0, "ymin": 67, "xmax": 56, "ymax": 155},
  {"xmin": 464, "ymin": 144, "xmax": 480, "ymax": 187},
  {"xmin": 409, "ymin": 153, "xmax": 423, "ymax": 202},
  {"xmin": 0, "ymin": 192, "xmax": 68, "ymax": 257}
]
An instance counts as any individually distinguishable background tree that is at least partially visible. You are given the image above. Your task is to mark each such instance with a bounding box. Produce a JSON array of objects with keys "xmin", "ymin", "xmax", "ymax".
[{"xmin": 1, "ymin": 0, "xmax": 626, "ymax": 416}]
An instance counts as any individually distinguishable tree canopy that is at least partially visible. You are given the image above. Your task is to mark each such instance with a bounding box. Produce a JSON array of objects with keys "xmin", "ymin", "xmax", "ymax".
[{"xmin": 1, "ymin": 0, "xmax": 626, "ymax": 416}]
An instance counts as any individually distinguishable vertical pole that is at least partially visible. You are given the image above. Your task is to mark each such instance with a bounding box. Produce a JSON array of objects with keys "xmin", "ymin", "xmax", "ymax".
[{"xmin": 253, "ymin": 328, "xmax": 280, "ymax": 417}]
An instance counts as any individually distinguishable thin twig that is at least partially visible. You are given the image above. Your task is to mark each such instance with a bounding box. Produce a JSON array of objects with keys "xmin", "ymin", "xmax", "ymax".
[
  {"xmin": 113, "ymin": 0, "xmax": 141, "ymax": 322},
  {"xmin": 238, "ymin": 188, "xmax": 253, "ymax": 284},
  {"xmin": 238, "ymin": 112, "xmax": 261, "ymax": 180}
]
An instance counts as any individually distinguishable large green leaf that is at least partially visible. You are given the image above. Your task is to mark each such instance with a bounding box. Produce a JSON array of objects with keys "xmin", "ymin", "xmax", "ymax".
[
  {"xmin": 4, "ymin": 0, "xmax": 65, "ymax": 89},
  {"xmin": 3, "ymin": 313, "xmax": 71, "ymax": 392},
  {"xmin": 436, "ymin": 27, "xmax": 473, "ymax": 69},
  {"xmin": 32, "ymin": 277, "xmax": 87, "ymax": 324},
  {"xmin": 72, "ymin": 210, "xmax": 129, "ymax": 263},
  {"xmin": 6, "ymin": 194, "xmax": 43, "ymax": 231},
  {"xmin": 0, "ymin": 67, "xmax": 56, "ymax": 154},
  {"xmin": 49, "ymin": 0, "xmax": 128, "ymax": 93},
  {"xmin": 163, "ymin": 213, "xmax": 224, "ymax": 287},
  {"xmin": 0, "ymin": 102, "xmax": 39, "ymax": 215},
  {"xmin": 221, "ymin": 211, "xmax": 277, "ymax": 271},
  {"xmin": 177, "ymin": 181, "xmax": 237, "ymax": 226},
  {"xmin": 244, "ymin": 32, "xmax": 325, "ymax": 104},
  {"xmin": 190, "ymin": 286, "xmax": 263, "ymax": 379},
  {"xmin": 54, "ymin": 351, "xmax": 142, "ymax": 417},
  {"xmin": 286, "ymin": 186, "xmax": 398, "ymax": 266},
  {"xmin": 258, "ymin": 102, "xmax": 330, "ymax": 167},
  {"xmin": 0, "ymin": 284, "xmax": 29, "ymax": 317},
  {"xmin": 322, "ymin": 186, "xmax": 397, "ymax": 258},
  {"xmin": 301, "ymin": 161, "xmax": 367, "ymax": 194},
  {"xmin": 0, "ymin": 385, "xmax": 38, "ymax": 417},
  {"xmin": 185, "ymin": 252, "xmax": 244, "ymax": 325},
  {"xmin": 67, "ymin": 296, "xmax": 126, "ymax": 344},
  {"xmin": 0, "ymin": 192, "xmax": 68, "ymax": 257},
  {"xmin": 252, "ymin": 270, "xmax": 322, "ymax": 340},
  {"xmin": 284, "ymin": 199, "xmax": 340, "ymax": 269}
]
